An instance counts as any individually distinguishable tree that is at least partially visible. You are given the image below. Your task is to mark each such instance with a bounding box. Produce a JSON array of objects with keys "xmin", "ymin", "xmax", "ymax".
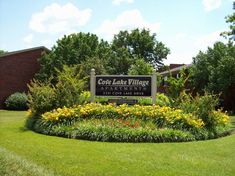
[
  {"xmin": 106, "ymin": 47, "xmax": 133, "ymax": 75},
  {"xmin": 221, "ymin": 12, "xmax": 235, "ymax": 41},
  {"xmin": 128, "ymin": 58, "xmax": 154, "ymax": 75},
  {"xmin": 80, "ymin": 56, "xmax": 107, "ymax": 77},
  {"xmin": 111, "ymin": 28, "xmax": 170, "ymax": 70},
  {"xmin": 190, "ymin": 42, "xmax": 235, "ymax": 111},
  {"xmin": 0, "ymin": 50, "xmax": 7, "ymax": 56},
  {"xmin": 36, "ymin": 32, "xmax": 111, "ymax": 81}
]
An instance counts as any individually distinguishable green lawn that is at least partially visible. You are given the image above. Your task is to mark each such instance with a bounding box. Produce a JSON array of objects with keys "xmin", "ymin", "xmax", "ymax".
[{"xmin": 0, "ymin": 110, "xmax": 235, "ymax": 176}]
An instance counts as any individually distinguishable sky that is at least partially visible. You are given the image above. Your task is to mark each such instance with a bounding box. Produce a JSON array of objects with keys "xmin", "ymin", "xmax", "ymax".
[{"xmin": 0, "ymin": 0, "xmax": 234, "ymax": 64}]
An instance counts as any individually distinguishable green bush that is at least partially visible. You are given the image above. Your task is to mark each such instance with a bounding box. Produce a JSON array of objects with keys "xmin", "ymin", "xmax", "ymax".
[
  {"xmin": 55, "ymin": 65, "xmax": 86, "ymax": 107},
  {"xmin": 28, "ymin": 65, "xmax": 86, "ymax": 115},
  {"xmin": 178, "ymin": 92, "xmax": 221, "ymax": 128},
  {"xmin": 28, "ymin": 80, "xmax": 56, "ymax": 115},
  {"xmin": 5, "ymin": 92, "xmax": 28, "ymax": 110},
  {"xmin": 156, "ymin": 93, "xmax": 171, "ymax": 106},
  {"xmin": 138, "ymin": 93, "xmax": 171, "ymax": 106}
]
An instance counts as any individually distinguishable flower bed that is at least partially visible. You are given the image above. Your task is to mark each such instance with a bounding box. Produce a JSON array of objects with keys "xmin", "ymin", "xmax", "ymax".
[{"xmin": 26, "ymin": 103, "xmax": 231, "ymax": 143}]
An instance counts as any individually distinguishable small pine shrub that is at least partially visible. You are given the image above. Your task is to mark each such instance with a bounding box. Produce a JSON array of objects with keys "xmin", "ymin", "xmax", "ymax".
[{"xmin": 5, "ymin": 92, "xmax": 28, "ymax": 110}]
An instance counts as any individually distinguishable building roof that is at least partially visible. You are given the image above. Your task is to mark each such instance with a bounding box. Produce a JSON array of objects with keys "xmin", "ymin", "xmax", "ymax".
[
  {"xmin": 0, "ymin": 46, "xmax": 50, "ymax": 58},
  {"xmin": 160, "ymin": 64, "xmax": 192, "ymax": 76}
]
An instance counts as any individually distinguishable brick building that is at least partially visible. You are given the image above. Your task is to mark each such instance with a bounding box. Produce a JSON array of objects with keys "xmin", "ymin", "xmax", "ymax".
[{"xmin": 0, "ymin": 46, "xmax": 49, "ymax": 109}]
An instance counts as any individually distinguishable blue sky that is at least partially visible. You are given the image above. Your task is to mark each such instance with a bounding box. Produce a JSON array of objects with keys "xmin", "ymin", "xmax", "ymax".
[{"xmin": 0, "ymin": 0, "xmax": 234, "ymax": 64}]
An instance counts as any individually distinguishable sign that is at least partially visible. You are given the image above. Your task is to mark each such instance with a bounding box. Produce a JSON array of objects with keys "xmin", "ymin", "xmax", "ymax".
[
  {"xmin": 108, "ymin": 99, "xmax": 138, "ymax": 105},
  {"xmin": 90, "ymin": 69, "xmax": 157, "ymax": 104},
  {"xmin": 95, "ymin": 76, "xmax": 151, "ymax": 96}
]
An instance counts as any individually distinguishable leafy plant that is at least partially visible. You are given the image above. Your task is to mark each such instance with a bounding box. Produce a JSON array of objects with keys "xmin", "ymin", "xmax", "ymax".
[
  {"xmin": 178, "ymin": 92, "xmax": 223, "ymax": 128},
  {"xmin": 166, "ymin": 68, "xmax": 189, "ymax": 101},
  {"xmin": 138, "ymin": 93, "xmax": 171, "ymax": 106},
  {"xmin": 28, "ymin": 65, "xmax": 86, "ymax": 115},
  {"xmin": 28, "ymin": 79, "xmax": 56, "ymax": 115},
  {"xmin": 128, "ymin": 58, "xmax": 154, "ymax": 75},
  {"xmin": 5, "ymin": 92, "xmax": 28, "ymax": 110},
  {"xmin": 55, "ymin": 65, "xmax": 86, "ymax": 107}
]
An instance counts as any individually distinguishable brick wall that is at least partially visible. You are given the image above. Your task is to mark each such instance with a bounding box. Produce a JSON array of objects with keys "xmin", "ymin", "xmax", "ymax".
[{"xmin": 0, "ymin": 47, "xmax": 48, "ymax": 109}]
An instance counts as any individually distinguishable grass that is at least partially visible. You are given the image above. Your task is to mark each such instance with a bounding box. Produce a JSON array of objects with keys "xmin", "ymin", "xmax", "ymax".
[{"xmin": 0, "ymin": 110, "xmax": 235, "ymax": 176}]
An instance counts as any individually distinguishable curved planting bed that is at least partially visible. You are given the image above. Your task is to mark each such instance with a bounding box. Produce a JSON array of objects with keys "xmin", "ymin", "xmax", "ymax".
[{"xmin": 26, "ymin": 103, "xmax": 231, "ymax": 143}]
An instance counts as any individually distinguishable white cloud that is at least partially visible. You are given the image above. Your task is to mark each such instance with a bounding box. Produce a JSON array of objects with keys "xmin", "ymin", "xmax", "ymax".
[
  {"xmin": 194, "ymin": 30, "xmax": 225, "ymax": 51},
  {"xmin": 174, "ymin": 32, "xmax": 188, "ymax": 40},
  {"xmin": 163, "ymin": 33, "xmax": 195, "ymax": 64},
  {"xmin": 29, "ymin": 3, "xmax": 92, "ymax": 34},
  {"xmin": 41, "ymin": 39, "xmax": 54, "ymax": 48},
  {"xmin": 164, "ymin": 30, "xmax": 226, "ymax": 65},
  {"xmin": 165, "ymin": 52, "xmax": 194, "ymax": 65},
  {"xmin": 112, "ymin": 0, "xmax": 134, "ymax": 5},
  {"xmin": 23, "ymin": 33, "xmax": 34, "ymax": 44},
  {"xmin": 202, "ymin": 0, "xmax": 221, "ymax": 11},
  {"xmin": 95, "ymin": 9, "xmax": 160, "ymax": 40}
]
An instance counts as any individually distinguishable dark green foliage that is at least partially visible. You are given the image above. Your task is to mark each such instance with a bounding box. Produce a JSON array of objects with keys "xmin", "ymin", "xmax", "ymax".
[
  {"xmin": 190, "ymin": 42, "xmax": 235, "ymax": 111},
  {"xmin": 106, "ymin": 48, "xmax": 133, "ymax": 75},
  {"xmin": 5, "ymin": 92, "xmax": 28, "ymax": 110},
  {"xmin": 35, "ymin": 29, "xmax": 170, "ymax": 78},
  {"xmin": 36, "ymin": 33, "xmax": 111, "ymax": 81},
  {"xmin": 191, "ymin": 42, "xmax": 235, "ymax": 93},
  {"xmin": 221, "ymin": 12, "xmax": 235, "ymax": 41},
  {"xmin": 111, "ymin": 28, "xmax": 170, "ymax": 69}
]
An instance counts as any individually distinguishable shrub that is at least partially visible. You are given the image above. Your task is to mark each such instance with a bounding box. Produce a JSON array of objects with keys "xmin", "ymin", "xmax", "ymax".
[
  {"xmin": 178, "ymin": 92, "xmax": 221, "ymax": 128},
  {"xmin": 79, "ymin": 91, "xmax": 91, "ymax": 104},
  {"xmin": 28, "ymin": 65, "xmax": 86, "ymax": 115},
  {"xmin": 156, "ymin": 93, "xmax": 171, "ymax": 106},
  {"xmin": 55, "ymin": 65, "xmax": 86, "ymax": 107},
  {"xmin": 138, "ymin": 93, "xmax": 171, "ymax": 106},
  {"xmin": 5, "ymin": 92, "xmax": 28, "ymax": 110},
  {"xmin": 138, "ymin": 97, "xmax": 152, "ymax": 105},
  {"xmin": 28, "ymin": 80, "xmax": 56, "ymax": 115}
]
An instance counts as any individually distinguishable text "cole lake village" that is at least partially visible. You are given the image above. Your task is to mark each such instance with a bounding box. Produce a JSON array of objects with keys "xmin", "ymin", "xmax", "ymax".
[{"xmin": 97, "ymin": 78, "xmax": 150, "ymax": 87}]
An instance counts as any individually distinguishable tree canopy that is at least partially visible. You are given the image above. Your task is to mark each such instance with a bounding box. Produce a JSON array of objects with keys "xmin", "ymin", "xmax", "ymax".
[
  {"xmin": 36, "ymin": 32, "xmax": 111, "ymax": 81},
  {"xmin": 36, "ymin": 28, "xmax": 170, "ymax": 80},
  {"xmin": 190, "ymin": 42, "xmax": 235, "ymax": 110},
  {"xmin": 111, "ymin": 28, "xmax": 170, "ymax": 69},
  {"xmin": 221, "ymin": 12, "xmax": 235, "ymax": 41},
  {"xmin": 128, "ymin": 58, "xmax": 154, "ymax": 75}
]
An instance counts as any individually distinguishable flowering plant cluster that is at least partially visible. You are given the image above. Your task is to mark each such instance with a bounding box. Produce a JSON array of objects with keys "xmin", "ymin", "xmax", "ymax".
[
  {"xmin": 26, "ymin": 103, "xmax": 231, "ymax": 142},
  {"xmin": 39, "ymin": 103, "xmax": 210, "ymax": 130}
]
